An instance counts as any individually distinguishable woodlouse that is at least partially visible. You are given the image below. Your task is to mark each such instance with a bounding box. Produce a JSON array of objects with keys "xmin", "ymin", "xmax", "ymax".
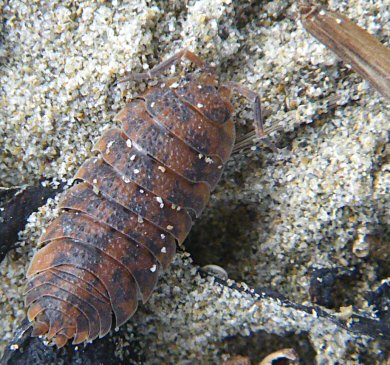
[{"xmin": 25, "ymin": 50, "xmax": 270, "ymax": 347}]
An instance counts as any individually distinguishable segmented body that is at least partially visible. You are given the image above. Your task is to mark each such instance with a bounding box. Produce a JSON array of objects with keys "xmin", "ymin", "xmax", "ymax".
[{"xmin": 25, "ymin": 69, "xmax": 236, "ymax": 347}]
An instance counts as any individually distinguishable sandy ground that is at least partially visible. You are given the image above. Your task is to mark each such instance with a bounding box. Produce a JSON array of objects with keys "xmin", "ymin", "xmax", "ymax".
[{"xmin": 0, "ymin": 0, "xmax": 389, "ymax": 364}]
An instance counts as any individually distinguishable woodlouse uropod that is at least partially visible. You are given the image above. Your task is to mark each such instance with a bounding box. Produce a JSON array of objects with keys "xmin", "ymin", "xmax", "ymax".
[{"xmin": 25, "ymin": 49, "xmax": 272, "ymax": 347}]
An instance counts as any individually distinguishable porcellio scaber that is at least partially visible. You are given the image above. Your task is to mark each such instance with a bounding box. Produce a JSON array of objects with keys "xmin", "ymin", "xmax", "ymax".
[{"xmin": 25, "ymin": 50, "xmax": 270, "ymax": 347}]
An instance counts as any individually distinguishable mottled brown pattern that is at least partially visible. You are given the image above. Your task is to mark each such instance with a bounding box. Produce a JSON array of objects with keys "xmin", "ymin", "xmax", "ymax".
[
  {"xmin": 40, "ymin": 212, "xmax": 160, "ymax": 302},
  {"xmin": 26, "ymin": 282, "xmax": 100, "ymax": 340},
  {"xmin": 60, "ymin": 183, "xmax": 176, "ymax": 269},
  {"xmin": 26, "ymin": 58, "xmax": 237, "ymax": 346},
  {"xmin": 94, "ymin": 128, "xmax": 211, "ymax": 216},
  {"xmin": 52, "ymin": 264, "xmax": 110, "ymax": 302},
  {"xmin": 28, "ymin": 239, "xmax": 139, "ymax": 329},
  {"xmin": 117, "ymin": 100, "xmax": 224, "ymax": 189},
  {"xmin": 174, "ymin": 72, "xmax": 233, "ymax": 125},
  {"xmin": 143, "ymin": 87, "xmax": 235, "ymax": 162},
  {"xmin": 75, "ymin": 157, "xmax": 192, "ymax": 242}
]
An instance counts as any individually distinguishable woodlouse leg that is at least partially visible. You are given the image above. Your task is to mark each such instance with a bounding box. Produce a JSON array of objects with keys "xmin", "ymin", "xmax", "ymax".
[
  {"xmin": 117, "ymin": 49, "xmax": 206, "ymax": 83},
  {"xmin": 222, "ymin": 81, "xmax": 279, "ymax": 153},
  {"xmin": 222, "ymin": 81, "xmax": 265, "ymax": 137}
]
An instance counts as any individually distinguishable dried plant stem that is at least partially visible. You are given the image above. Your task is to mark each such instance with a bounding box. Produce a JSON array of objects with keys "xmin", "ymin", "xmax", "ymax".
[{"xmin": 300, "ymin": 3, "xmax": 390, "ymax": 100}]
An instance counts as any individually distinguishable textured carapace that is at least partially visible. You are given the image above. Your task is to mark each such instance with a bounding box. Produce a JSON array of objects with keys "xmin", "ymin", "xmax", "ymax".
[{"xmin": 25, "ymin": 50, "xmax": 265, "ymax": 347}]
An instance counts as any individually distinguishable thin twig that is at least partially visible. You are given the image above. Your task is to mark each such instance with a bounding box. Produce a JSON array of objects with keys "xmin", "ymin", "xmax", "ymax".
[{"xmin": 199, "ymin": 269, "xmax": 390, "ymax": 341}]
